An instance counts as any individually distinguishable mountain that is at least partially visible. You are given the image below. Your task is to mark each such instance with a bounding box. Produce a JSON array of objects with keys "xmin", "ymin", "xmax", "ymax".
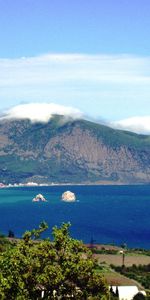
[{"xmin": 0, "ymin": 115, "xmax": 150, "ymax": 185}]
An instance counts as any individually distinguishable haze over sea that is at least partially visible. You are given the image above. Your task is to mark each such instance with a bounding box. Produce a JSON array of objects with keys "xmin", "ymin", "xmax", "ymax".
[{"xmin": 0, "ymin": 185, "xmax": 150, "ymax": 249}]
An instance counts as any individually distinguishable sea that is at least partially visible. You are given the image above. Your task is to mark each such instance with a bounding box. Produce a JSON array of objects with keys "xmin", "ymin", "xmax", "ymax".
[{"xmin": 0, "ymin": 185, "xmax": 150, "ymax": 249}]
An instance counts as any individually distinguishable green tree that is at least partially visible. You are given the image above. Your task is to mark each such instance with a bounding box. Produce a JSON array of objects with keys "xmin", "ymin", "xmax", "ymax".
[
  {"xmin": 0, "ymin": 233, "xmax": 12, "ymax": 252},
  {"xmin": 8, "ymin": 230, "xmax": 15, "ymax": 238},
  {"xmin": 132, "ymin": 293, "xmax": 146, "ymax": 300},
  {"xmin": 0, "ymin": 222, "xmax": 109, "ymax": 299}
]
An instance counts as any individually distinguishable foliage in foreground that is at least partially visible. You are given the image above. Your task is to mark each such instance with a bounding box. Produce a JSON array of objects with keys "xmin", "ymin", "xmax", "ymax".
[
  {"xmin": 0, "ymin": 222, "xmax": 109, "ymax": 299},
  {"xmin": 0, "ymin": 233, "xmax": 13, "ymax": 252}
]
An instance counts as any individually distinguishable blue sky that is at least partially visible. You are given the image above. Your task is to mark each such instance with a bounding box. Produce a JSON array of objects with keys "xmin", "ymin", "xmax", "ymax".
[
  {"xmin": 0, "ymin": 0, "xmax": 150, "ymax": 57},
  {"xmin": 0, "ymin": 0, "xmax": 150, "ymax": 133}
]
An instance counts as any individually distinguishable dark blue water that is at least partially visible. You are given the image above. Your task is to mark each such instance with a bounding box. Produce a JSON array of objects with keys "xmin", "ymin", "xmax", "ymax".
[{"xmin": 0, "ymin": 185, "xmax": 150, "ymax": 249}]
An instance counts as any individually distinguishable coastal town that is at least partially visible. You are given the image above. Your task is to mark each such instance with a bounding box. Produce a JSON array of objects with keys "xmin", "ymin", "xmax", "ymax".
[{"xmin": 0, "ymin": 181, "xmax": 53, "ymax": 188}]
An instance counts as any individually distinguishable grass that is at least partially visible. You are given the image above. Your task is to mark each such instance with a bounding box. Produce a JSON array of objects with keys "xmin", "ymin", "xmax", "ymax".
[{"xmin": 95, "ymin": 253, "xmax": 150, "ymax": 267}]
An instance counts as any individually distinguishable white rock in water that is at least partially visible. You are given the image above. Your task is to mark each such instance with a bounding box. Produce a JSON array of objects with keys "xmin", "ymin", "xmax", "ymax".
[
  {"xmin": 61, "ymin": 191, "xmax": 76, "ymax": 202},
  {"xmin": 32, "ymin": 194, "xmax": 47, "ymax": 202}
]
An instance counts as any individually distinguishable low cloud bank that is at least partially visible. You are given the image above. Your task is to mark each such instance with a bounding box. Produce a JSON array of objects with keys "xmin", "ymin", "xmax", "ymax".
[
  {"xmin": 111, "ymin": 116, "xmax": 150, "ymax": 135},
  {"xmin": 0, "ymin": 103, "xmax": 150, "ymax": 135},
  {"xmin": 0, "ymin": 103, "xmax": 83, "ymax": 122}
]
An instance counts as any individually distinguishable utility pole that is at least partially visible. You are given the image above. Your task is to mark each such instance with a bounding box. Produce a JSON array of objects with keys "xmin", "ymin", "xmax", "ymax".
[
  {"xmin": 89, "ymin": 236, "xmax": 96, "ymax": 250},
  {"xmin": 119, "ymin": 250, "xmax": 125, "ymax": 268}
]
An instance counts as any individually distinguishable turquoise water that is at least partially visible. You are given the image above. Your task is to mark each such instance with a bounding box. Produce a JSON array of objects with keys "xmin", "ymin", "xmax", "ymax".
[{"xmin": 0, "ymin": 185, "xmax": 150, "ymax": 248}]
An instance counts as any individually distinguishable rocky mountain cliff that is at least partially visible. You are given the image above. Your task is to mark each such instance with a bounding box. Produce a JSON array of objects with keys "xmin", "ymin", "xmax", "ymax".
[{"xmin": 0, "ymin": 115, "xmax": 150, "ymax": 184}]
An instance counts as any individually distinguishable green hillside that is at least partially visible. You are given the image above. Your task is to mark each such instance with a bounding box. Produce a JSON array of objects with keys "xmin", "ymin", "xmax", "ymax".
[{"xmin": 0, "ymin": 115, "xmax": 150, "ymax": 184}]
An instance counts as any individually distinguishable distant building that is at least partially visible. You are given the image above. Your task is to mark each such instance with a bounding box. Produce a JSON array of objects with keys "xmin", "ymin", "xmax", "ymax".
[
  {"xmin": 110, "ymin": 286, "xmax": 146, "ymax": 300},
  {"xmin": 0, "ymin": 182, "xmax": 5, "ymax": 188}
]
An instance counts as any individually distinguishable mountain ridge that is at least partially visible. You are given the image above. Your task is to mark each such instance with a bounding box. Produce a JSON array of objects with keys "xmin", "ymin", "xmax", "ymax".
[{"xmin": 0, "ymin": 115, "xmax": 150, "ymax": 185}]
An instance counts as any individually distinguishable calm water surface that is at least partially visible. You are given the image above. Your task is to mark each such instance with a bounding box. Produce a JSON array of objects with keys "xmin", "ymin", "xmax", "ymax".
[{"xmin": 0, "ymin": 185, "xmax": 150, "ymax": 249}]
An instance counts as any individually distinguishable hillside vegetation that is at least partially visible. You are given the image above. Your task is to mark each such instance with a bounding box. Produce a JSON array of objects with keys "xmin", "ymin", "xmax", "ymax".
[{"xmin": 0, "ymin": 115, "xmax": 150, "ymax": 184}]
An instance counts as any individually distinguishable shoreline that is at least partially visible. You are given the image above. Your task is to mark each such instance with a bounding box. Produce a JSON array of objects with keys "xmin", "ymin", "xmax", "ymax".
[{"xmin": 1, "ymin": 181, "xmax": 150, "ymax": 188}]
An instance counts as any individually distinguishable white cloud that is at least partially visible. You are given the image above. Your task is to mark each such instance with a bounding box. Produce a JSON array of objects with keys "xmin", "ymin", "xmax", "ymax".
[
  {"xmin": 1, "ymin": 53, "xmax": 150, "ymax": 86},
  {"xmin": 1, "ymin": 103, "xmax": 83, "ymax": 122},
  {"xmin": 111, "ymin": 116, "xmax": 150, "ymax": 134},
  {"xmin": 1, "ymin": 102, "xmax": 150, "ymax": 136},
  {"xmin": 0, "ymin": 53, "xmax": 150, "ymax": 122}
]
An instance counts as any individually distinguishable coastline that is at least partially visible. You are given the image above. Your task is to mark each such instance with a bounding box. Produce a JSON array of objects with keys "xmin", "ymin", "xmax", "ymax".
[{"xmin": 1, "ymin": 180, "xmax": 149, "ymax": 189}]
